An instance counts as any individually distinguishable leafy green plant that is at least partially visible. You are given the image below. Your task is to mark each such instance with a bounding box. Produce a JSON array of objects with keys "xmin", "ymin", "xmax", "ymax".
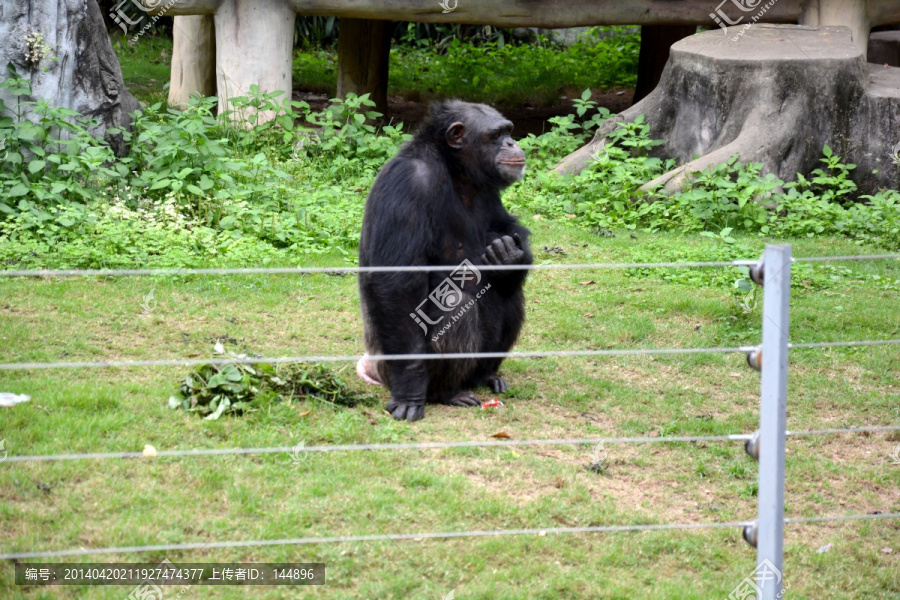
[
  {"xmin": 383, "ymin": 27, "xmax": 640, "ymax": 106},
  {"xmin": 168, "ymin": 343, "xmax": 375, "ymax": 419},
  {"xmin": 0, "ymin": 63, "xmax": 119, "ymax": 212},
  {"xmin": 516, "ymin": 114, "xmax": 900, "ymax": 251}
]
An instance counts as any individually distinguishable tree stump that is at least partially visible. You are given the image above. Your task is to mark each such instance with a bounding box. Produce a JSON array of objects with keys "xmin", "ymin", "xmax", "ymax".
[
  {"xmin": 556, "ymin": 25, "xmax": 900, "ymax": 196},
  {"xmin": 0, "ymin": 0, "xmax": 140, "ymax": 155}
]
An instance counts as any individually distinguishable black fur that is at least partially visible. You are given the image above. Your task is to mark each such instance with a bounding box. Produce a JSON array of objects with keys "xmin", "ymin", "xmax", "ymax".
[{"xmin": 359, "ymin": 100, "xmax": 532, "ymax": 421}]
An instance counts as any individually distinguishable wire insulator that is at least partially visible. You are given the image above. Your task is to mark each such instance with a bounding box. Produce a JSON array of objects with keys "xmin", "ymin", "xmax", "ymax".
[
  {"xmin": 746, "ymin": 346, "xmax": 763, "ymax": 371},
  {"xmin": 745, "ymin": 430, "xmax": 761, "ymax": 461},
  {"xmin": 742, "ymin": 522, "xmax": 758, "ymax": 548},
  {"xmin": 749, "ymin": 257, "xmax": 765, "ymax": 286}
]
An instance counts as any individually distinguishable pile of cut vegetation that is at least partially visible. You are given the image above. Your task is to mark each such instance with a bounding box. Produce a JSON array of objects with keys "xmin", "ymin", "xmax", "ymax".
[{"xmin": 168, "ymin": 343, "xmax": 375, "ymax": 419}]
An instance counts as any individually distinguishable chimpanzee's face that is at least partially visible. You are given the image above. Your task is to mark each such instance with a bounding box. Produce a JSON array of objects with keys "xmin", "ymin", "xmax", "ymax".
[
  {"xmin": 444, "ymin": 104, "xmax": 526, "ymax": 187},
  {"xmin": 486, "ymin": 121, "xmax": 526, "ymax": 184}
]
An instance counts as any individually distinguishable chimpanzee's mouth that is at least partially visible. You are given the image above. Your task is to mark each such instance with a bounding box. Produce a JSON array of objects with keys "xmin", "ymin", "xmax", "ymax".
[{"xmin": 498, "ymin": 160, "xmax": 526, "ymax": 166}]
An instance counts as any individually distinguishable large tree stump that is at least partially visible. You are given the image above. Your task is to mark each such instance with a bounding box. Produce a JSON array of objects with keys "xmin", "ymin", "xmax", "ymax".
[
  {"xmin": 0, "ymin": 0, "xmax": 140, "ymax": 155},
  {"xmin": 557, "ymin": 25, "xmax": 900, "ymax": 196}
]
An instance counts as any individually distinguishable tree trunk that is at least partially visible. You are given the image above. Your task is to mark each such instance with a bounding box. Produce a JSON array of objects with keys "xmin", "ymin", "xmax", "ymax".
[
  {"xmin": 556, "ymin": 25, "xmax": 900, "ymax": 196},
  {"xmin": 336, "ymin": 18, "xmax": 391, "ymax": 116},
  {"xmin": 633, "ymin": 25, "xmax": 697, "ymax": 104},
  {"xmin": 168, "ymin": 15, "xmax": 216, "ymax": 108},
  {"xmin": 0, "ymin": 0, "xmax": 140, "ymax": 156}
]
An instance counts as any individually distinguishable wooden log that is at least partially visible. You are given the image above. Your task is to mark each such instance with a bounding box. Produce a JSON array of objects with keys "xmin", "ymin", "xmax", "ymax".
[
  {"xmin": 800, "ymin": 0, "xmax": 870, "ymax": 54},
  {"xmin": 214, "ymin": 0, "xmax": 295, "ymax": 123},
  {"xmin": 336, "ymin": 18, "xmax": 391, "ymax": 116},
  {"xmin": 556, "ymin": 25, "xmax": 900, "ymax": 196},
  {"xmin": 157, "ymin": 0, "xmax": 900, "ymax": 29},
  {"xmin": 157, "ymin": 0, "xmax": 804, "ymax": 26},
  {"xmin": 168, "ymin": 15, "xmax": 216, "ymax": 108}
]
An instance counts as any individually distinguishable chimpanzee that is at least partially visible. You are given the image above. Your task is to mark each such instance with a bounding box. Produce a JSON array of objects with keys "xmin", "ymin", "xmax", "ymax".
[{"xmin": 358, "ymin": 100, "xmax": 532, "ymax": 421}]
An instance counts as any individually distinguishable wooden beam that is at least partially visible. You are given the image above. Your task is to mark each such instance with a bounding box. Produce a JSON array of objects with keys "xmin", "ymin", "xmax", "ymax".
[{"xmin": 157, "ymin": 0, "xmax": 804, "ymax": 27}]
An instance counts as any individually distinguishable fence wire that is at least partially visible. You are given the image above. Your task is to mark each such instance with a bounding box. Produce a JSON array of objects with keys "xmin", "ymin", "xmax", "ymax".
[
  {"xmin": 2, "ymin": 513, "xmax": 897, "ymax": 561},
  {"xmin": 4, "ymin": 425, "xmax": 898, "ymax": 464},
  {"xmin": 0, "ymin": 253, "xmax": 898, "ymax": 279},
  {"xmin": 1, "ymin": 339, "xmax": 897, "ymax": 372}
]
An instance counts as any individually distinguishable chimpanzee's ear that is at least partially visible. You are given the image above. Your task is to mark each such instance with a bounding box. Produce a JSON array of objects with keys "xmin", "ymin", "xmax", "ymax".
[{"xmin": 445, "ymin": 122, "xmax": 465, "ymax": 149}]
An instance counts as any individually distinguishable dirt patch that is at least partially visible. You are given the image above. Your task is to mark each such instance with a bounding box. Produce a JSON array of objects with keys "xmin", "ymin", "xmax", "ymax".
[{"xmin": 292, "ymin": 89, "xmax": 635, "ymax": 138}]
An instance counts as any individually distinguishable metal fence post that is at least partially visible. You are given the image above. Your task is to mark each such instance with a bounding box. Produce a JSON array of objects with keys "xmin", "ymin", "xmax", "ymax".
[{"xmin": 757, "ymin": 244, "xmax": 791, "ymax": 599}]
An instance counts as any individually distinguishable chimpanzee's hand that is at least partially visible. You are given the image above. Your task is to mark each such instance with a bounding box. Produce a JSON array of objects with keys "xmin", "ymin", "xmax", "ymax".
[
  {"xmin": 386, "ymin": 398, "xmax": 425, "ymax": 421},
  {"xmin": 481, "ymin": 233, "xmax": 526, "ymax": 265}
]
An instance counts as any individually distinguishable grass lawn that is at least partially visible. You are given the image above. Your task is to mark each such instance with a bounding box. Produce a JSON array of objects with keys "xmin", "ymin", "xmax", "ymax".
[{"xmin": 1, "ymin": 222, "xmax": 898, "ymax": 599}]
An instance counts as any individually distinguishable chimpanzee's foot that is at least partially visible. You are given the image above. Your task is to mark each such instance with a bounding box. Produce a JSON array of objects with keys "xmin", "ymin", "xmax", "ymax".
[
  {"xmin": 481, "ymin": 374, "xmax": 508, "ymax": 394},
  {"xmin": 445, "ymin": 391, "xmax": 480, "ymax": 407},
  {"xmin": 386, "ymin": 399, "xmax": 425, "ymax": 421}
]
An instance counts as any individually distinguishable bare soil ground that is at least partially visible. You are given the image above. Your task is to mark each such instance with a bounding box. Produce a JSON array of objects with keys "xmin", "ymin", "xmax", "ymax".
[{"xmin": 293, "ymin": 89, "xmax": 636, "ymax": 137}]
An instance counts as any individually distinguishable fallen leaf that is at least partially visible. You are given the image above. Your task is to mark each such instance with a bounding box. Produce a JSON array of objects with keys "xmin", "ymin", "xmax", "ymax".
[
  {"xmin": 583, "ymin": 313, "xmax": 594, "ymax": 318},
  {"xmin": 565, "ymin": 214, "xmax": 577, "ymax": 219},
  {"xmin": 649, "ymin": 430, "xmax": 660, "ymax": 437},
  {"xmin": 881, "ymin": 547, "xmax": 894, "ymax": 554},
  {"xmin": 579, "ymin": 280, "xmax": 596, "ymax": 286},
  {"xmin": 297, "ymin": 410, "xmax": 311, "ymax": 417},
  {"xmin": 532, "ymin": 215, "xmax": 544, "ymax": 220},
  {"xmin": 142, "ymin": 444, "xmax": 157, "ymax": 457},
  {"xmin": 729, "ymin": 372, "xmax": 742, "ymax": 377},
  {"xmin": 491, "ymin": 432, "xmax": 510, "ymax": 438}
]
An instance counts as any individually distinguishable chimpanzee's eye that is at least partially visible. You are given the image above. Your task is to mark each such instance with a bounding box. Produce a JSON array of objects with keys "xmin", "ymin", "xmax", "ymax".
[{"xmin": 492, "ymin": 131, "xmax": 501, "ymax": 140}]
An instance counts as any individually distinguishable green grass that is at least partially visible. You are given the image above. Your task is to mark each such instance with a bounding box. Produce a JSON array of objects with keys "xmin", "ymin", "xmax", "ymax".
[
  {"xmin": 1, "ymin": 226, "xmax": 898, "ymax": 599},
  {"xmin": 113, "ymin": 34, "xmax": 172, "ymax": 105}
]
